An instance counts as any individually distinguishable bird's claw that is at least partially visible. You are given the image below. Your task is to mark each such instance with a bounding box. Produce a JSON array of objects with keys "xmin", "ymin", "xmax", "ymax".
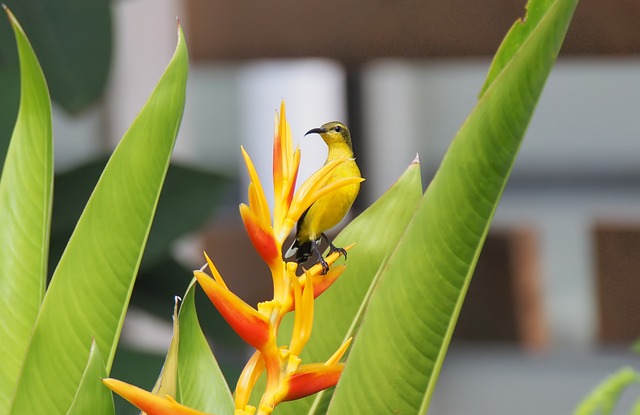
[
  {"xmin": 329, "ymin": 246, "xmax": 348, "ymax": 259},
  {"xmin": 320, "ymin": 246, "xmax": 347, "ymax": 275},
  {"xmin": 319, "ymin": 257, "xmax": 330, "ymax": 275}
]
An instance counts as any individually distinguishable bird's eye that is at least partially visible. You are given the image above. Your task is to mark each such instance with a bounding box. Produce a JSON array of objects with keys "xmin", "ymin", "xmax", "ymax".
[{"xmin": 334, "ymin": 125, "xmax": 342, "ymax": 133}]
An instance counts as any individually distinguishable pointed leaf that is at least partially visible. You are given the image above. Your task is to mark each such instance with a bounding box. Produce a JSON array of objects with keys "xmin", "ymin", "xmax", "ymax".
[
  {"xmin": 480, "ymin": 0, "xmax": 554, "ymax": 96},
  {"xmin": 142, "ymin": 297, "xmax": 182, "ymax": 415},
  {"xmin": 0, "ymin": 8, "xmax": 52, "ymax": 412},
  {"xmin": 574, "ymin": 367, "xmax": 640, "ymax": 415},
  {"xmin": 67, "ymin": 341, "xmax": 115, "ymax": 415},
  {"xmin": 178, "ymin": 279, "xmax": 234, "ymax": 415},
  {"xmin": 328, "ymin": 0, "xmax": 578, "ymax": 413},
  {"xmin": 8, "ymin": 24, "xmax": 188, "ymax": 414},
  {"xmin": 632, "ymin": 395, "xmax": 640, "ymax": 415},
  {"xmin": 0, "ymin": 12, "xmax": 19, "ymax": 174},
  {"xmin": 275, "ymin": 160, "xmax": 422, "ymax": 414}
]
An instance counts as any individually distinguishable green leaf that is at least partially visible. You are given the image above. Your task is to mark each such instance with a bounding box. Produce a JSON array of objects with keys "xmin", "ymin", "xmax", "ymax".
[
  {"xmin": 0, "ymin": 12, "xmax": 19, "ymax": 173},
  {"xmin": 274, "ymin": 160, "xmax": 423, "ymax": 414},
  {"xmin": 178, "ymin": 279, "xmax": 235, "ymax": 415},
  {"xmin": 67, "ymin": 341, "xmax": 115, "ymax": 415},
  {"xmin": 327, "ymin": 0, "xmax": 578, "ymax": 413},
  {"xmin": 131, "ymin": 257, "xmax": 248, "ymax": 370},
  {"xmin": 49, "ymin": 159, "xmax": 231, "ymax": 272},
  {"xmin": 574, "ymin": 367, "xmax": 640, "ymax": 415},
  {"xmin": 143, "ymin": 297, "xmax": 181, "ymax": 415},
  {"xmin": 0, "ymin": 8, "xmax": 52, "ymax": 413},
  {"xmin": 1, "ymin": 0, "xmax": 111, "ymax": 113},
  {"xmin": 631, "ymin": 394, "xmax": 640, "ymax": 415},
  {"xmin": 8, "ymin": 24, "xmax": 188, "ymax": 415},
  {"xmin": 479, "ymin": 0, "xmax": 554, "ymax": 96}
]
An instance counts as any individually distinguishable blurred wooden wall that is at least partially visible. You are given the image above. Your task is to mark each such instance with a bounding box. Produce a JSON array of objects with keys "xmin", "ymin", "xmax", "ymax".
[
  {"xmin": 595, "ymin": 223, "xmax": 640, "ymax": 344},
  {"xmin": 184, "ymin": 0, "xmax": 640, "ymax": 63}
]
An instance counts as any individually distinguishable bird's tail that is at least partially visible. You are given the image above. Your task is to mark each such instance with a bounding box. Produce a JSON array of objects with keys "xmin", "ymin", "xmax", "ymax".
[
  {"xmin": 284, "ymin": 240, "xmax": 314, "ymax": 264},
  {"xmin": 284, "ymin": 240, "xmax": 298, "ymax": 259}
]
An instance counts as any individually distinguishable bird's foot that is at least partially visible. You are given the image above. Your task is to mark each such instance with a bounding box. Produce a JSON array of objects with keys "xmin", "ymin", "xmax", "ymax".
[
  {"xmin": 322, "ymin": 233, "xmax": 348, "ymax": 260},
  {"xmin": 318, "ymin": 256, "xmax": 330, "ymax": 275},
  {"xmin": 320, "ymin": 243, "xmax": 346, "ymax": 275},
  {"xmin": 328, "ymin": 244, "xmax": 347, "ymax": 260}
]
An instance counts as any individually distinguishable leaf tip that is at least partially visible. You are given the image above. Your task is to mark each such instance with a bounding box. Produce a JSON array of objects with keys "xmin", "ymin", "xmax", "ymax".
[
  {"xmin": 176, "ymin": 18, "xmax": 184, "ymax": 41},
  {"xmin": 412, "ymin": 153, "xmax": 420, "ymax": 165},
  {"xmin": 3, "ymin": 4, "xmax": 28, "ymax": 37},
  {"xmin": 3, "ymin": 4, "xmax": 14, "ymax": 21}
]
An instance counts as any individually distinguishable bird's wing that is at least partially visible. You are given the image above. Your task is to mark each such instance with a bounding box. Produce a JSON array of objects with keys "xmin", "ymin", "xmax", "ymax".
[{"xmin": 284, "ymin": 206, "xmax": 311, "ymax": 259}]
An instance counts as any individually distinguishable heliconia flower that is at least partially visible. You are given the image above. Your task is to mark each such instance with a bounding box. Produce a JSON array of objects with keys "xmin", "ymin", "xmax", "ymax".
[
  {"xmin": 278, "ymin": 363, "xmax": 344, "ymax": 403},
  {"xmin": 234, "ymin": 350, "xmax": 265, "ymax": 411},
  {"xmin": 107, "ymin": 102, "xmax": 356, "ymax": 415},
  {"xmin": 288, "ymin": 269, "xmax": 315, "ymax": 356},
  {"xmin": 272, "ymin": 106, "xmax": 300, "ymax": 233},
  {"xmin": 241, "ymin": 146, "xmax": 271, "ymax": 227},
  {"xmin": 279, "ymin": 249, "xmax": 349, "ymax": 314},
  {"xmin": 270, "ymin": 337, "xmax": 353, "ymax": 406},
  {"xmin": 241, "ymin": 102, "xmax": 362, "ymax": 248},
  {"xmin": 239, "ymin": 203, "xmax": 279, "ymax": 267},
  {"xmin": 194, "ymin": 266, "xmax": 273, "ymax": 351},
  {"xmin": 325, "ymin": 337, "xmax": 353, "ymax": 366},
  {"xmin": 102, "ymin": 379, "xmax": 213, "ymax": 415}
]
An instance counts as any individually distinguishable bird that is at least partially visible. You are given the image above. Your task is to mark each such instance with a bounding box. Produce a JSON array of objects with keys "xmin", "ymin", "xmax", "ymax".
[{"xmin": 285, "ymin": 121, "xmax": 361, "ymax": 274}]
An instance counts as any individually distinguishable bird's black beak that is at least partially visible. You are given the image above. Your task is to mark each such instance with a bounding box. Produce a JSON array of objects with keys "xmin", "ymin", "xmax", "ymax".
[{"xmin": 305, "ymin": 127, "xmax": 326, "ymax": 136}]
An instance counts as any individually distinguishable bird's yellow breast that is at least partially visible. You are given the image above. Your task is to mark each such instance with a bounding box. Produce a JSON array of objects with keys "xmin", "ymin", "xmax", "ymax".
[{"xmin": 297, "ymin": 142, "xmax": 360, "ymax": 242}]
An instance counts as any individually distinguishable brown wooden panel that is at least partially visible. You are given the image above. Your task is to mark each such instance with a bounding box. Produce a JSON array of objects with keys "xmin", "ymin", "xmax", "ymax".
[
  {"xmin": 595, "ymin": 223, "xmax": 640, "ymax": 344},
  {"xmin": 455, "ymin": 228, "xmax": 547, "ymax": 350},
  {"xmin": 184, "ymin": 0, "xmax": 640, "ymax": 62},
  {"xmin": 201, "ymin": 219, "xmax": 274, "ymax": 307}
]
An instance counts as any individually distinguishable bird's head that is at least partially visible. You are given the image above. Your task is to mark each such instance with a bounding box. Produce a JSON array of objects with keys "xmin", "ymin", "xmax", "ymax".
[{"xmin": 305, "ymin": 121, "xmax": 352, "ymax": 149}]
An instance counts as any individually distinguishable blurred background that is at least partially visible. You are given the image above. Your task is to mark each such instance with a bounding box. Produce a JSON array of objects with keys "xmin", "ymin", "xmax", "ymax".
[{"xmin": 1, "ymin": 0, "xmax": 640, "ymax": 413}]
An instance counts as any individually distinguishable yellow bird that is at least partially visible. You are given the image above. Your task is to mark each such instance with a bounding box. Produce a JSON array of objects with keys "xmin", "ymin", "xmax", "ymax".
[{"xmin": 285, "ymin": 121, "xmax": 361, "ymax": 274}]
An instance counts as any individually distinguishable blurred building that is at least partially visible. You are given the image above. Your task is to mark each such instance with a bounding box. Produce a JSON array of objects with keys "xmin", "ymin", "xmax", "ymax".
[{"xmin": 52, "ymin": 0, "xmax": 640, "ymax": 413}]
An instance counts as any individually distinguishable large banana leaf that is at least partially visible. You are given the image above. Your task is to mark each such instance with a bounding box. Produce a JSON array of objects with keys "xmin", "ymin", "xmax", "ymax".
[
  {"xmin": 67, "ymin": 341, "xmax": 115, "ymax": 415},
  {"xmin": 112, "ymin": 280, "xmax": 234, "ymax": 415},
  {"xmin": 7, "ymin": 21, "xmax": 188, "ymax": 415},
  {"xmin": 49, "ymin": 159, "xmax": 231, "ymax": 273},
  {"xmin": 0, "ymin": 8, "xmax": 52, "ymax": 413},
  {"xmin": 274, "ymin": 160, "xmax": 423, "ymax": 414},
  {"xmin": 177, "ymin": 280, "xmax": 235, "ymax": 414},
  {"xmin": 328, "ymin": 0, "xmax": 578, "ymax": 413}
]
